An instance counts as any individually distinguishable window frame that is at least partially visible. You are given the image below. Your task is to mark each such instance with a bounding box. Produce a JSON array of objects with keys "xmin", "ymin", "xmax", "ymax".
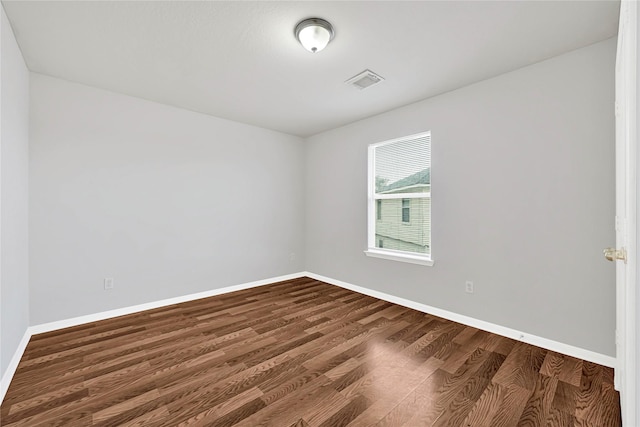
[
  {"xmin": 401, "ymin": 198, "xmax": 410, "ymax": 223},
  {"xmin": 365, "ymin": 131, "xmax": 433, "ymax": 266}
]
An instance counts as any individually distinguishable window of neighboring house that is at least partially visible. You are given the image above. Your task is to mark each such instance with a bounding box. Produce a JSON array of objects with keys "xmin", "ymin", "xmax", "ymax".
[
  {"xmin": 402, "ymin": 199, "xmax": 410, "ymax": 223},
  {"xmin": 365, "ymin": 131, "xmax": 432, "ymax": 266}
]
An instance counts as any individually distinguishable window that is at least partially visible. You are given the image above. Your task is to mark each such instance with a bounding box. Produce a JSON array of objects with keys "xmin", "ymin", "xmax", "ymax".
[
  {"xmin": 365, "ymin": 131, "xmax": 432, "ymax": 266},
  {"xmin": 402, "ymin": 199, "xmax": 410, "ymax": 223}
]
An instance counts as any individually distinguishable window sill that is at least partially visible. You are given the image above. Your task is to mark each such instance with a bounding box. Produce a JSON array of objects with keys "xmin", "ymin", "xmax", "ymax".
[{"xmin": 364, "ymin": 249, "xmax": 434, "ymax": 266}]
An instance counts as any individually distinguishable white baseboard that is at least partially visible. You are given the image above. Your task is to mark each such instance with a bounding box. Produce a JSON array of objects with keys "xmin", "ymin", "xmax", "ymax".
[
  {"xmin": 0, "ymin": 271, "xmax": 306, "ymax": 405},
  {"xmin": 30, "ymin": 272, "xmax": 306, "ymax": 335},
  {"xmin": 304, "ymin": 272, "xmax": 617, "ymax": 368},
  {"xmin": 0, "ymin": 329, "xmax": 31, "ymax": 403},
  {"xmin": 1, "ymin": 270, "xmax": 616, "ymax": 406}
]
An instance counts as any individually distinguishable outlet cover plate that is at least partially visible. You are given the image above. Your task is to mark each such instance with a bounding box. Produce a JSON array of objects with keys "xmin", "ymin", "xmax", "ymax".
[{"xmin": 465, "ymin": 281, "xmax": 474, "ymax": 294}]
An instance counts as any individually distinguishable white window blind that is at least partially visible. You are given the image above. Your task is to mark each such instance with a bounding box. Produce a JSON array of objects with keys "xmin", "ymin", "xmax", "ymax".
[{"xmin": 366, "ymin": 131, "xmax": 431, "ymax": 265}]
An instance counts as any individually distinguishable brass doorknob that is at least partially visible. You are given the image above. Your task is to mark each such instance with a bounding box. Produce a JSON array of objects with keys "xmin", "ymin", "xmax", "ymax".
[{"xmin": 604, "ymin": 247, "xmax": 627, "ymax": 263}]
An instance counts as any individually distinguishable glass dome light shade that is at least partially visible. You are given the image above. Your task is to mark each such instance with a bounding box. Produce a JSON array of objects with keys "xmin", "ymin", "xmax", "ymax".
[{"xmin": 295, "ymin": 18, "xmax": 334, "ymax": 53}]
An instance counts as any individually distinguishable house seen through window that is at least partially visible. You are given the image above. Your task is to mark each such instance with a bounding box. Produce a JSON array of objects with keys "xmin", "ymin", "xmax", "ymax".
[{"xmin": 366, "ymin": 131, "xmax": 431, "ymax": 265}]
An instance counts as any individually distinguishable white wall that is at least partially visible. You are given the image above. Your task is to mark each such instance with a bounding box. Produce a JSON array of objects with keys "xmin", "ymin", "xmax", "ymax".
[
  {"xmin": 15, "ymin": 27, "xmax": 619, "ymax": 360},
  {"xmin": 305, "ymin": 38, "xmax": 617, "ymax": 356},
  {"xmin": 0, "ymin": 6, "xmax": 30, "ymax": 380},
  {"xmin": 635, "ymin": 2, "xmax": 640, "ymax": 421},
  {"xmin": 29, "ymin": 74, "xmax": 305, "ymax": 324}
]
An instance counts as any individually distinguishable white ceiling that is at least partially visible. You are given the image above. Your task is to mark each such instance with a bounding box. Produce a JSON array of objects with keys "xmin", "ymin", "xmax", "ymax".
[{"xmin": 2, "ymin": 1, "xmax": 620, "ymax": 137}]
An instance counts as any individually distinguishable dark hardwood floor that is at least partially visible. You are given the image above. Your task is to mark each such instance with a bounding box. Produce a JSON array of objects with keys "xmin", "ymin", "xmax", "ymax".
[{"xmin": 1, "ymin": 277, "xmax": 621, "ymax": 426}]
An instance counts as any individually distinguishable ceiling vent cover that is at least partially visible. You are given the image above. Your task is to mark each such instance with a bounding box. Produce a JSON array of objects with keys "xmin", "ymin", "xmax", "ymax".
[{"xmin": 345, "ymin": 69, "xmax": 385, "ymax": 90}]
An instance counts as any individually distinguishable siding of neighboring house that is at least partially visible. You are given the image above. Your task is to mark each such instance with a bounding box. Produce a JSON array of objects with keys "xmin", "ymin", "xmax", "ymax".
[{"xmin": 376, "ymin": 184, "xmax": 430, "ymax": 254}]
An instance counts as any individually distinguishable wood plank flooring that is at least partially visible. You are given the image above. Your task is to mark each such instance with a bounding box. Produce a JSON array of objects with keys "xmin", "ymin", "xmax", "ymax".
[{"xmin": 0, "ymin": 277, "xmax": 621, "ymax": 426}]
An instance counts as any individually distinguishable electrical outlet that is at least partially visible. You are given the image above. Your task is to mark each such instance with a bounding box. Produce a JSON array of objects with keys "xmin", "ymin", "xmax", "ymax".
[
  {"xmin": 465, "ymin": 281, "xmax": 474, "ymax": 294},
  {"xmin": 104, "ymin": 278, "xmax": 114, "ymax": 290},
  {"xmin": 289, "ymin": 252, "xmax": 296, "ymax": 262}
]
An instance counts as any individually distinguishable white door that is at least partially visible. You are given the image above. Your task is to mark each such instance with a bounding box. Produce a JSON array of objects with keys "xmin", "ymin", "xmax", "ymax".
[{"xmin": 613, "ymin": 1, "xmax": 637, "ymax": 425}]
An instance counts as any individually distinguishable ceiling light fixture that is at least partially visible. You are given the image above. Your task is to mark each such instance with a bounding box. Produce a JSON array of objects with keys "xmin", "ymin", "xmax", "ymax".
[{"xmin": 294, "ymin": 18, "xmax": 334, "ymax": 53}]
